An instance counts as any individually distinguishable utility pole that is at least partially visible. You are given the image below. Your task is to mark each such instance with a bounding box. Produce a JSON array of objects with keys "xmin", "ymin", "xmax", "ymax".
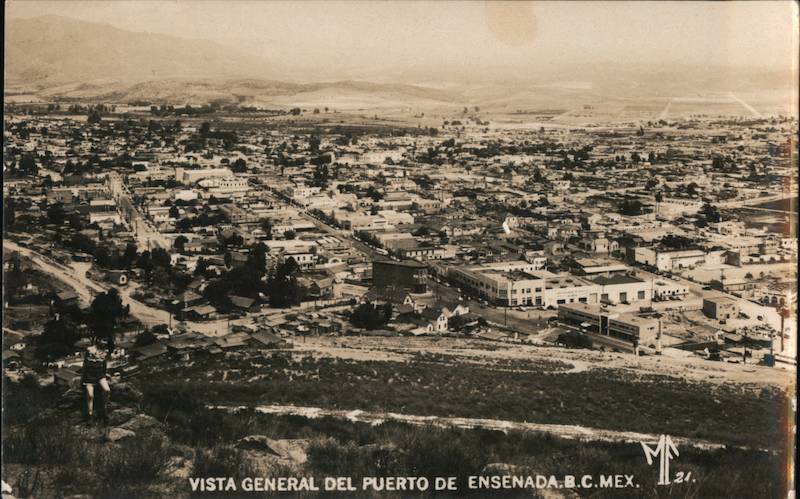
[
  {"xmin": 742, "ymin": 328, "xmax": 748, "ymax": 364},
  {"xmin": 779, "ymin": 308, "xmax": 787, "ymax": 352},
  {"xmin": 769, "ymin": 326, "xmax": 774, "ymax": 358}
]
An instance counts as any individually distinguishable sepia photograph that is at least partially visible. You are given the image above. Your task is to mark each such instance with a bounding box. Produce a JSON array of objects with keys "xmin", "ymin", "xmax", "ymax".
[{"xmin": 2, "ymin": 1, "xmax": 797, "ymax": 498}]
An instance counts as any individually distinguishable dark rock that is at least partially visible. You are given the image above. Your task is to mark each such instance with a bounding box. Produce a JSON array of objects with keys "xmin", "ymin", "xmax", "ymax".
[
  {"xmin": 119, "ymin": 414, "xmax": 160, "ymax": 432},
  {"xmin": 237, "ymin": 435, "xmax": 279, "ymax": 454},
  {"xmin": 111, "ymin": 382, "xmax": 143, "ymax": 405},
  {"xmin": 108, "ymin": 407, "xmax": 137, "ymax": 426},
  {"xmin": 57, "ymin": 388, "xmax": 83, "ymax": 409}
]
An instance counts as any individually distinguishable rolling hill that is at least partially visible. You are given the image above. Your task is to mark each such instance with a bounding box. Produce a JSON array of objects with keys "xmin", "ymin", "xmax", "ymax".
[
  {"xmin": 5, "ymin": 15, "xmax": 796, "ymax": 115},
  {"xmin": 4, "ymin": 15, "xmax": 271, "ymax": 84}
]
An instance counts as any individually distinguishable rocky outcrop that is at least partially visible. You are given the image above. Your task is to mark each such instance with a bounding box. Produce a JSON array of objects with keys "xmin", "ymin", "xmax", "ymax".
[
  {"xmin": 236, "ymin": 435, "xmax": 309, "ymax": 464},
  {"xmin": 105, "ymin": 427, "xmax": 136, "ymax": 442}
]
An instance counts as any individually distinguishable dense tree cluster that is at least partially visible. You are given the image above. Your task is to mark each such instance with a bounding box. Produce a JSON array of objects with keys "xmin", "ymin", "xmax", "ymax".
[{"xmin": 350, "ymin": 302, "xmax": 392, "ymax": 330}]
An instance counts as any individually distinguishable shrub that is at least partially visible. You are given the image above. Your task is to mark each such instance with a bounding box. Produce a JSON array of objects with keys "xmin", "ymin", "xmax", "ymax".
[
  {"xmin": 94, "ymin": 431, "xmax": 172, "ymax": 497},
  {"xmin": 557, "ymin": 331, "xmax": 592, "ymax": 349},
  {"xmin": 398, "ymin": 427, "xmax": 487, "ymax": 485},
  {"xmin": 350, "ymin": 303, "xmax": 391, "ymax": 330},
  {"xmin": 191, "ymin": 446, "xmax": 255, "ymax": 497},
  {"xmin": 3, "ymin": 422, "xmax": 83, "ymax": 465}
]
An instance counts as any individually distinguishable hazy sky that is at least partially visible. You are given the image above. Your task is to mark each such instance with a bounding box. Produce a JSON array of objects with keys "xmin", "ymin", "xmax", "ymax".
[{"xmin": 6, "ymin": 1, "xmax": 798, "ymax": 79}]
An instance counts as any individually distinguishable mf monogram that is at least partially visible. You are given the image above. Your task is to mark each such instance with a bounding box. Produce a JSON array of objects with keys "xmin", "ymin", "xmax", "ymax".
[{"xmin": 641, "ymin": 435, "xmax": 679, "ymax": 485}]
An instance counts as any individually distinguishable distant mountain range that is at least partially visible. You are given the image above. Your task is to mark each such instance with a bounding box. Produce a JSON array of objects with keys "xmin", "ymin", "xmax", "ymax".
[
  {"xmin": 5, "ymin": 15, "xmax": 797, "ymax": 114},
  {"xmin": 5, "ymin": 15, "xmax": 271, "ymax": 84},
  {"xmin": 4, "ymin": 15, "xmax": 461, "ymax": 108}
]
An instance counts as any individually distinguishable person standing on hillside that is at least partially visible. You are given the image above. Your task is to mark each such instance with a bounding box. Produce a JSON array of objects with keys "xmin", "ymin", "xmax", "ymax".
[{"xmin": 81, "ymin": 342, "xmax": 111, "ymax": 425}]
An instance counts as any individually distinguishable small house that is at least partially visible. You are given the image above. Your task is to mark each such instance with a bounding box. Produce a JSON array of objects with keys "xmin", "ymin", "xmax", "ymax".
[
  {"xmin": 106, "ymin": 270, "xmax": 128, "ymax": 286},
  {"xmin": 250, "ymin": 330, "xmax": 292, "ymax": 349},
  {"xmin": 54, "ymin": 290, "xmax": 79, "ymax": 308}
]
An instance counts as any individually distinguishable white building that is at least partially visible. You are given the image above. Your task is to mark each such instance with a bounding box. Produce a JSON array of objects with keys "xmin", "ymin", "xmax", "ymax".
[
  {"xmin": 175, "ymin": 167, "xmax": 234, "ymax": 184},
  {"xmin": 634, "ymin": 247, "xmax": 707, "ymax": 272},
  {"xmin": 197, "ymin": 176, "xmax": 250, "ymax": 196}
]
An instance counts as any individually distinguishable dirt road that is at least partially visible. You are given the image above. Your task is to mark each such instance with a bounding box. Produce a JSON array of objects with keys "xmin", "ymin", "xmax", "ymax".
[
  {"xmin": 210, "ymin": 403, "xmax": 747, "ymax": 451},
  {"xmin": 291, "ymin": 335, "xmax": 795, "ymax": 388},
  {"xmin": 5, "ymin": 240, "xmax": 254, "ymax": 333}
]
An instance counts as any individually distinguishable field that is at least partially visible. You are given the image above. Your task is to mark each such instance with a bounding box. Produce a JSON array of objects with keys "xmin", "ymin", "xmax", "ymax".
[
  {"xmin": 133, "ymin": 338, "xmax": 793, "ymax": 450},
  {"xmin": 1, "ymin": 324, "xmax": 794, "ymax": 498}
]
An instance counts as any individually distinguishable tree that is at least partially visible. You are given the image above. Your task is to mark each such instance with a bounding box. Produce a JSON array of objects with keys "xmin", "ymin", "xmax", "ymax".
[
  {"xmin": 413, "ymin": 226, "xmax": 431, "ymax": 237},
  {"xmin": 699, "ymin": 203, "xmax": 721, "ymax": 224},
  {"xmin": 3, "ymin": 197, "xmax": 16, "ymax": 228},
  {"xmin": 350, "ymin": 302, "xmax": 391, "ymax": 330},
  {"xmin": 312, "ymin": 163, "xmax": 329, "ymax": 188},
  {"xmin": 224, "ymin": 251, "xmax": 233, "ymax": 268},
  {"xmin": 231, "ymin": 158, "xmax": 247, "ymax": 173},
  {"xmin": 448, "ymin": 314, "xmax": 465, "ymax": 331},
  {"xmin": 88, "ymin": 288, "xmax": 128, "ymax": 344},
  {"xmin": 618, "ymin": 198, "xmax": 644, "ymax": 216},
  {"xmin": 194, "ymin": 258, "xmax": 211, "ymax": 277},
  {"xmin": 46, "ymin": 203, "xmax": 67, "ymax": 225},
  {"xmin": 284, "ymin": 230, "xmax": 296, "ymax": 240},
  {"xmin": 199, "ymin": 122, "xmax": 211, "ymax": 136},
  {"xmin": 260, "ymin": 219, "xmax": 273, "ymax": 240},
  {"xmin": 39, "ymin": 315, "xmax": 82, "ymax": 353},
  {"xmin": 660, "ymin": 235, "xmax": 694, "ymax": 249},
  {"xmin": 135, "ymin": 328, "xmax": 157, "ymax": 347},
  {"xmin": 309, "ymin": 134, "xmax": 321, "ymax": 154},
  {"xmin": 267, "ymin": 258, "xmax": 305, "ymax": 308},
  {"xmin": 87, "ymin": 108, "xmax": 102, "ymax": 124},
  {"xmin": 136, "ymin": 250, "xmax": 153, "ymax": 277},
  {"xmin": 169, "ymin": 205, "xmax": 181, "ymax": 219},
  {"xmin": 174, "ymin": 235, "xmax": 188, "ymax": 253},
  {"xmin": 151, "ymin": 247, "xmax": 172, "ymax": 269},
  {"xmin": 246, "ymin": 242, "xmax": 268, "ymax": 273},
  {"xmin": 122, "ymin": 242, "xmax": 138, "ymax": 268},
  {"xmin": 557, "ymin": 331, "xmax": 592, "ymax": 349},
  {"xmin": 19, "ymin": 154, "xmax": 38, "ymax": 176},
  {"xmin": 685, "ymin": 182, "xmax": 700, "ymax": 197},
  {"xmin": 366, "ymin": 186, "xmax": 384, "ymax": 202},
  {"xmin": 382, "ymin": 303, "xmax": 393, "ymax": 322}
]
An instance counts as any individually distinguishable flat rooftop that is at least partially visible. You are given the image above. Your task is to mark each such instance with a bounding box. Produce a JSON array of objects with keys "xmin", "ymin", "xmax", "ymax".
[
  {"xmin": 374, "ymin": 259, "xmax": 427, "ymax": 269},
  {"xmin": 546, "ymin": 276, "xmax": 592, "ymax": 288},
  {"xmin": 704, "ymin": 295, "xmax": 739, "ymax": 305},
  {"xmin": 593, "ymin": 275, "xmax": 645, "ymax": 286},
  {"xmin": 502, "ymin": 270, "xmax": 542, "ymax": 280},
  {"xmin": 575, "ymin": 258, "xmax": 627, "ymax": 268}
]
